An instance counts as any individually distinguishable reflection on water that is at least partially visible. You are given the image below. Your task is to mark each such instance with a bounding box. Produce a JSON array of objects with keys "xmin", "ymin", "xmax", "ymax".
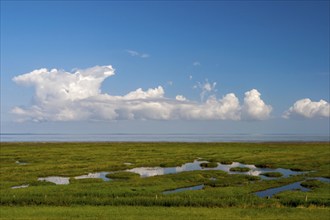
[
  {"xmin": 74, "ymin": 172, "xmax": 112, "ymax": 181},
  {"xmin": 38, "ymin": 176, "xmax": 70, "ymax": 185},
  {"xmin": 255, "ymin": 177, "xmax": 330, "ymax": 198},
  {"xmin": 163, "ymin": 184, "xmax": 205, "ymax": 194},
  {"xmin": 126, "ymin": 160, "xmax": 304, "ymax": 179}
]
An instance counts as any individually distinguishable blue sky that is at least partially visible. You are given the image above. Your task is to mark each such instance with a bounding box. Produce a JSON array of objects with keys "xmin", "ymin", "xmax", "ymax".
[{"xmin": 1, "ymin": 1, "xmax": 329, "ymax": 134}]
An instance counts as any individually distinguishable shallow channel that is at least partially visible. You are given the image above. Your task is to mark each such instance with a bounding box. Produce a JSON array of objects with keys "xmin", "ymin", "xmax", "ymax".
[
  {"xmin": 255, "ymin": 177, "xmax": 330, "ymax": 198},
  {"xmin": 163, "ymin": 184, "xmax": 205, "ymax": 194}
]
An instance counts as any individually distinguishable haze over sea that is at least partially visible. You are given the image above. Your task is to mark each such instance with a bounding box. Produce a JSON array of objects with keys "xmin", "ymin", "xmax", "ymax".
[{"xmin": 1, "ymin": 133, "xmax": 329, "ymax": 143}]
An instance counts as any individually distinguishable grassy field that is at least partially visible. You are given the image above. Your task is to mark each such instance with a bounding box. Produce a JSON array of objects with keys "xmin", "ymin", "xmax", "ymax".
[
  {"xmin": 1, "ymin": 206, "xmax": 330, "ymax": 220},
  {"xmin": 0, "ymin": 142, "xmax": 329, "ymax": 219}
]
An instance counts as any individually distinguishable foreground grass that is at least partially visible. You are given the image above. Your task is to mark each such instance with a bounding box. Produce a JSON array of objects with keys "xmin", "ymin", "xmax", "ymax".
[{"xmin": 1, "ymin": 206, "xmax": 330, "ymax": 220}]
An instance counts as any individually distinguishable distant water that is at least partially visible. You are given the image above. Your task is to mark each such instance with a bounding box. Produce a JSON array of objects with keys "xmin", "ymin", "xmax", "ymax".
[{"xmin": 0, "ymin": 133, "xmax": 329, "ymax": 142}]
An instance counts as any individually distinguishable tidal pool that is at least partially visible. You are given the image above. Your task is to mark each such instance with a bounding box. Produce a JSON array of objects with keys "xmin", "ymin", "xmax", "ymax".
[
  {"xmin": 126, "ymin": 160, "xmax": 304, "ymax": 179},
  {"xmin": 74, "ymin": 172, "xmax": 112, "ymax": 181},
  {"xmin": 11, "ymin": 184, "xmax": 29, "ymax": 189},
  {"xmin": 38, "ymin": 176, "xmax": 70, "ymax": 185},
  {"xmin": 255, "ymin": 177, "xmax": 330, "ymax": 198},
  {"xmin": 163, "ymin": 184, "xmax": 205, "ymax": 194}
]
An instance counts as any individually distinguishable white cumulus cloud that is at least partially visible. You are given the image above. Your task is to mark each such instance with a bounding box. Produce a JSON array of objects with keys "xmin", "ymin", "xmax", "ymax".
[
  {"xmin": 13, "ymin": 65, "xmax": 114, "ymax": 103},
  {"xmin": 123, "ymin": 86, "xmax": 164, "ymax": 100},
  {"xmin": 283, "ymin": 99, "xmax": 330, "ymax": 119},
  {"xmin": 242, "ymin": 89, "xmax": 273, "ymax": 120},
  {"xmin": 12, "ymin": 65, "xmax": 272, "ymax": 122}
]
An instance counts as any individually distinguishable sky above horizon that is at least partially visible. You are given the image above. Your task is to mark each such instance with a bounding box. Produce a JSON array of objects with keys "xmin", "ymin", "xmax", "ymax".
[{"xmin": 1, "ymin": 1, "xmax": 329, "ymax": 135}]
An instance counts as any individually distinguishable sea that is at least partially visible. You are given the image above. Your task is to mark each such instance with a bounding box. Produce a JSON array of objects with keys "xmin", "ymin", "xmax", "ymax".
[{"xmin": 0, "ymin": 133, "xmax": 329, "ymax": 142}]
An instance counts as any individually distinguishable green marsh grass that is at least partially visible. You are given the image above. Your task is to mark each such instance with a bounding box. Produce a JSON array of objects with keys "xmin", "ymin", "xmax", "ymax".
[
  {"xmin": 300, "ymin": 179, "xmax": 325, "ymax": 189},
  {"xmin": 200, "ymin": 162, "xmax": 218, "ymax": 168},
  {"xmin": 229, "ymin": 167, "xmax": 251, "ymax": 172},
  {"xmin": 220, "ymin": 160, "xmax": 233, "ymax": 165},
  {"xmin": 1, "ymin": 206, "xmax": 330, "ymax": 220},
  {"xmin": 0, "ymin": 142, "xmax": 329, "ymax": 219}
]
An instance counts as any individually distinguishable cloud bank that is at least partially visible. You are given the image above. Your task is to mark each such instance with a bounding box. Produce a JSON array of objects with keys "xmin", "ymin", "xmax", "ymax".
[
  {"xmin": 284, "ymin": 99, "xmax": 330, "ymax": 119},
  {"xmin": 12, "ymin": 65, "xmax": 273, "ymax": 122}
]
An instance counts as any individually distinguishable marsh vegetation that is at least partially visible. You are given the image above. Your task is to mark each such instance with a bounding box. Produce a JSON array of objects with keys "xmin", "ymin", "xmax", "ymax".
[
  {"xmin": 229, "ymin": 167, "xmax": 251, "ymax": 172},
  {"xmin": 200, "ymin": 162, "xmax": 218, "ymax": 168},
  {"xmin": 0, "ymin": 142, "xmax": 329, "ymax": 219}
]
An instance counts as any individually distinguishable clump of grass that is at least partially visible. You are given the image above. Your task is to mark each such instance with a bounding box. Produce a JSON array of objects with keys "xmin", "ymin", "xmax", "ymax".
[
  {"xmin": 300, "ymin": 179, "xmax": 324, "ymax": 189},
  {"xmin": 207, "ymin": 181, "xmax": 231, "ymax": 187},
  {"xmin": 200, "ymin": 162, "xmax": 218, "ymax": 168},
  {"xmin": 29, "ymin": 180, "xmax": 56, "ymax": 186},
  {"xmin": 245, "ymin": 175, "xmax": 261, "ymax": 181},
  {"xmin": 255, "ymin": 164, "xmax": 273, "ymax": 168},
  {"xmin": 260, "ymin": 172, "xmax": 283, "ymax": 178},
  {"xmin": 208, "ymin": 158, "xmax": 217, "ymax": 163},
  {"xmin": 220, "ymin": 161, "xmax": 232, "ymax": 165},
  {"xmin": 290, "ymin": 168, "xmax": 304, "ymax": 172},
  {"xmin": 105, "ymin": 172, "xmax": 140, "ymax": 180},
  {"xmin": 159, "ymin": 162, "xmax": 181, "ymax": 168},
  {"xmin": 206, "ymin": 174, "xmax": 260, "ymax": 188},
  {"xmin": 229, "ymin": 167, "xmax": 250, "ymax": 172}
]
